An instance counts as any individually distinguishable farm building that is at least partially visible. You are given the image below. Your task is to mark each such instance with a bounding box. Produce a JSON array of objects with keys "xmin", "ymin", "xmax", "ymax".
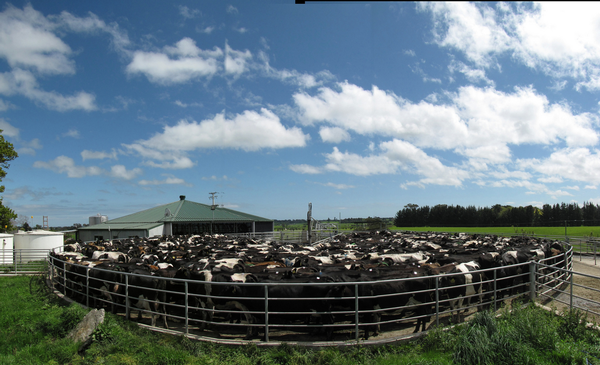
[{"xmin": 77, "ymin": 195, "xmax": 274, "ymax": 242}]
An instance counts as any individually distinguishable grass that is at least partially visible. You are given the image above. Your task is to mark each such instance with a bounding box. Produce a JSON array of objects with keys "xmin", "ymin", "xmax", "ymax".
[
  {"xmin": 389, "ymin": 225, "xmax": 600, "ymax": 238},
  {"xmin": 3, "ymin": 275, "xmax": 600, "ymax": 364}
]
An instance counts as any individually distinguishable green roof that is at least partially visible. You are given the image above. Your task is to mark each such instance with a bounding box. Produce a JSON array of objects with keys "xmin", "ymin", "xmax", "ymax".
[
  {"xmin": 81, "ymin": 198, "xmax": 272, "ymax": 230},
  {"xmin": 78, "ymin": 222, "xmax": 164, "ymax": 231}
]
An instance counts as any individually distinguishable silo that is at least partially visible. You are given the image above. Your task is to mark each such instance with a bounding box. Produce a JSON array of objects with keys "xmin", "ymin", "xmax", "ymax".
[
  {"xmin": 0, "ymin": 233, "xmax": 13, "ymax": 265},
  {"xmin": 14, "ymin": 230, "xmax": 64, "ymax": 263},
  {"xmin": 89, "ymin": 213, "xmax": 108, "ymax": 226}
]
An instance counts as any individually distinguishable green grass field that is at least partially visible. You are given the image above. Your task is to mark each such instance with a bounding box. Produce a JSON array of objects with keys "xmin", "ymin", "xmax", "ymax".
[
  {"xmin": 389, "ymin": 226, "xmax": 600, "ymax": 238},
  {"xmin": 276, "ymin": 223, "xmax": 600, "ymax": 239}
]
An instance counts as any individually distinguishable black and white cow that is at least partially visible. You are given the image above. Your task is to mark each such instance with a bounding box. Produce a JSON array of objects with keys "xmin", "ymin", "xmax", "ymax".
[{"xmin": 439, "ymin": 261, "xmax": 484, "ymax": 323}]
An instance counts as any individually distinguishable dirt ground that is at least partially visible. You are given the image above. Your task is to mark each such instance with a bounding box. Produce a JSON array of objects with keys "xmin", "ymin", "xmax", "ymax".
[{"xmin": 544, "ymin": 255, "xmax": 600, "ymax": 324}]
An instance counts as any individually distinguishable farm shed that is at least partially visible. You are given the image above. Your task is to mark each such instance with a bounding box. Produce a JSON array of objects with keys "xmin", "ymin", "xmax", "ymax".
[{"xmin": 77, "ymin": 195, "xmax": 274, "ymax": 242}]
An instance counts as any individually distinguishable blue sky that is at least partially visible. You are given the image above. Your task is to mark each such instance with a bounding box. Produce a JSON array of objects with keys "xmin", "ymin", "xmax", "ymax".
[{"xmin": 3, "ymin": 2, "xmax": 600, "ymax": 227}]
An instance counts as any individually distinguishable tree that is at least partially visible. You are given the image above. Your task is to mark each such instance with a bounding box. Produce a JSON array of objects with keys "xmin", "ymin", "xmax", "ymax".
[{"xmin": 0, "ymin": 130, "xmax": 18, "ymax": 232}]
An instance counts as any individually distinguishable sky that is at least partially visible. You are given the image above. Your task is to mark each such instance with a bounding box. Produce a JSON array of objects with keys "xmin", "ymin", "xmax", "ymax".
[{"xmin": 3, "ymin": 2, "xmax": 600, "ymax": 227}]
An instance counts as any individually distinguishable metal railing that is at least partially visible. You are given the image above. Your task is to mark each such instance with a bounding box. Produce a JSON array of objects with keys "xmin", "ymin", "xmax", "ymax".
[
  {"xmin": 45, "ymin": 245, "xmax": 575, "ymax": 345},
  {"xmin": 0, "ymin": 249, "xmax": 50, "ymax": 275},
  {"xmin": 227, "ymin": 230, "xmax": 340, "ymax": 244}
]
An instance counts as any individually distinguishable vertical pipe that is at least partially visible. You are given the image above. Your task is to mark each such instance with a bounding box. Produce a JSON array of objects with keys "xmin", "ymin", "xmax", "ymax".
[
  {"xmin": 63, "ymin": 264, "xmax": 66, "ymax": 295},
  {"xmin": 570, "ymin": 267, "xmax": 573, "ymax": 310},
  {"xmin": 264, "ymin": 284, "xmax": 269, "ymax": 343},
  {"xmin": 125, "ymin": 274, "xmax": 130, "ymax": 321},
  {"xmin": 493, "ymin": 269, "xmax": 497, "ymax": 312},
  {"xmin": 86, "ymin": 267, "xmax": 90, "ymax": 308},
  {"xmin": 185, "ymin": 281, "xmax": 189, "ymax": 335},
  {"xmin": 529, "ymin": 262, "xmax": 536, "ymax": 302},
  {"xmin": 355, "ymin": 283, "xmax": 359, "ymax": 342},
  {"xmin": 435, "ymin": 277, "xmax": 439, "ymax": 327}
]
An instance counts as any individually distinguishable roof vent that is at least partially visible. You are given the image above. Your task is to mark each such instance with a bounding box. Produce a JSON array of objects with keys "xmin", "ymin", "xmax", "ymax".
[{"xmin": 180, "ymin": 195, "xmax": 185, "ymax": 201}]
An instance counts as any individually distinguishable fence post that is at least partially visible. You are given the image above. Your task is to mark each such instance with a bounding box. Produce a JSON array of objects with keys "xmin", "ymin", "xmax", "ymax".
[
  {"xmin": 86, "ymin": 267, "xmax": 90, "ymax": 308},
  {"xmin": 355, "ymin": 283, "xmax": 359, "ymax": 342},
  {"xmin": 62, "ymin": 263, "xmax": 66, "ymax": 296},
  {"xmin": 185, "ymin": 281, "xmax": 189, "ymax": 335},
  {"xmin": 570, "ymin": 267, "xmax": 574, "ymax": 310},
  {"xmin": 493, "ymin": 269, "xmax": 497, "ymax": 312},
  {"xmin": 435, "ymin": 277, "xmax": 439, "ymax": 327},
  {"xmin": 125, "ymin": 274, "xmax": 129, "ymax": 321},
  {"xmin": 529, "ymin": 262, "xmax": 536, "ymax": 302},
  {"xmin": 264, "ymin": 284, "xmax": 269, "ymax": 343}
]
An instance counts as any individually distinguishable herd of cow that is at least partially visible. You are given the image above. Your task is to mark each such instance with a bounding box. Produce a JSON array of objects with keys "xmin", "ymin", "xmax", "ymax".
[{"xmin": 48, "ymin": 231, "xmax": 568, "ymax": 341}]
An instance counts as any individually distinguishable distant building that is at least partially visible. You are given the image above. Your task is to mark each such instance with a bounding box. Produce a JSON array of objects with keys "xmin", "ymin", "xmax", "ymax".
[{"xmin": 77, "ymin": 195, "xmax": 273, "ymax": 242}]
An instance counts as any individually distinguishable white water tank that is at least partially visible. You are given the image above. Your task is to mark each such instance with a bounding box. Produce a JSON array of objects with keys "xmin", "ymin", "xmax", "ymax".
[
  {"xmin": 14, "ymin": 230, "xmax": 64, "ymax": 263},
  {"xmin": 0, "ymin": 233, "xmax": 13, "ymax": 265}
]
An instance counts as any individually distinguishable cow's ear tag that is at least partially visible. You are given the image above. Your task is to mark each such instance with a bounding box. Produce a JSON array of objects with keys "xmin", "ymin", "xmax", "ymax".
[{"xmin": 450, "ymin": 278, "xmax": 456, "ymax": 285}]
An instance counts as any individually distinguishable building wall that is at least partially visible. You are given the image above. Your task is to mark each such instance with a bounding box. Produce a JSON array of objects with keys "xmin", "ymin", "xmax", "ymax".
[
  {"xmin": 255, "ymin": 221, "xmax": 274, "ymax": 232},
  {"xmin": 78, "ymin": 229, "xmax": 148, "ymax": 242}
]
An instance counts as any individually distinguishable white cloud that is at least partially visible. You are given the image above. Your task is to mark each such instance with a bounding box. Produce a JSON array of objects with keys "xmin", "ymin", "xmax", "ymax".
[
  {"xmin": 0, "ymin": 69, "xmax": 96, "ymax": 111},
  {"xmin": 319, "ymin": 127, "xmax": 351, "ymax": 143},
  {"xmin": 422, "ymin": 2, "xmax": 513, "ymax": 67},
  {"xmin": 17, "ymin": 138, "xmax": 42, "ymax": 156},
  {"xmin": 126, "ymin": 37, "xmax": 222, "ymax": 85},
  {"xmin": 125, "ymin": 108, "xmax": 308, "ymax": 169},
  {"xmin": 227, "ymin": 5, "xmax": 239, "ymax": 14},
  {"xmin": 198, "ymin": 26, "xmax": 215, "ymax": 34},
  {"xmin": 0, "ymin": 119, "xmax": 19, "ymax": 138},
  {"xmin": 137, "ymin": 108, "xmax": 307, "ymax": 152},
  {"xmin": 63, "ymin": 129, "xmax": 80, "ymax": 139},
  {"xmin": 139, "ymin": 175, "xmax": 191, "ymax": 186},
  {"xmin": 0, "ymin": 4, "xmax": 74, "ymax": 75},
  {"xmin": 202, "ymin": 175, "xmax": 229, "ymax": 181},
  {"xmin": 294, "ymin": 82, "xmax": 598, "ymax": 166},
  {"xmin": 382, "ymin": 139, "xmax": 469, "ymax": 186},
  {"xmin": 289, "ymin": 164, "xmax": 322, "ymax": 175},
  {"xmin": 312, "ymin": 181, "xmax": 355, "ymax": 190},
  {"xmin": 422, "ymin": 2, "xmax": 600, "ymax": 90},
  {"xmin": 81, "ymin": 149, "xmax": 118, "ymax": 161},
  {"xmin": 109, "ymin": 165, "xmax": 142, "ymax": 180},
  {"xmin": 179, "ymin": 5, "xmax": 200, "ymax": 19},
  {"xmin": 538, "ymin": 176, "xmax": 563, "ymax": 183},
  {"xmin": 519, "ymin": 148, "xmax": 600, "ymax": 185},
  {"xmin": 323, "ymin": 147, "xmax": 399, "ymax": 176},
  {"xmin": 448, "ymin": 60, "xmax": 494, "ymax": 85},
  {"xmin": 258, "ymin": 51, "xmax": 335, "ymax": 88},
  {"xmin": 224, "ymin": 42, "xmax": 252, "ymax": 77},
  {"xmin": 33, "ymin": 156, "xmax": 103, "ymax": 178},
  {"xmin": 33, "ymin": 156, "xmax": 142, "ymax": 181}
]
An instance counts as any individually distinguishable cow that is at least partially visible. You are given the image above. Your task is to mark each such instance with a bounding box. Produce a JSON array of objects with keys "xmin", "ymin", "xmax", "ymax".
[
  {"xmin": 323, "ymin": 267, "xmax": 434, "ymax": 340},
  {"xmin": 439, "ymin": 261, "xmax": 484, "ymax": 323},
  {"xmin": 125, "ymin": 268, "xmax": 169, "ymax": 329}
]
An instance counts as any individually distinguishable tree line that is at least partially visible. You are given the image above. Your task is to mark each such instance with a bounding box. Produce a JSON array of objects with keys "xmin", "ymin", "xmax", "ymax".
[{"xmin": 394, "ymin": 202, "xmax": 600, "ymax": 227}]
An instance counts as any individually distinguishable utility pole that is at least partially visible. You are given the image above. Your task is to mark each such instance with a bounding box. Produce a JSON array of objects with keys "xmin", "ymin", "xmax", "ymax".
[
  {"xmin": 209, "ymin": 192, "xmax": 218, "ymax": 234},
  {"xmin": 307, "ymin": 203, "xmax": 312, "ymax": 244}
]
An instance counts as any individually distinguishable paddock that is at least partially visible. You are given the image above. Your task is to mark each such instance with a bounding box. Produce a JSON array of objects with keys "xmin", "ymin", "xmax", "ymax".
[{"xmin": 45, "ymin": 231, "xmax": 573, "ymax": 345}]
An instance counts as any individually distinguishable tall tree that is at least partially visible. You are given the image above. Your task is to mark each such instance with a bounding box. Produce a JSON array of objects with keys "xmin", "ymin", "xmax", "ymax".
[{"xmin": 0, "ymin": 130, "xmax": 18, "ymax": 232}]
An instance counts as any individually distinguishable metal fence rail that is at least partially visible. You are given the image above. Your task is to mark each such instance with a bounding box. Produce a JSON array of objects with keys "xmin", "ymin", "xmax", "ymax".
[
  {"xmin": 227, "ymin": 230, "xmax": 340, "ymax": 244},
  {"xmin": 45, "ymin": 245, "xmax": 577, "ymax": 345},
  {"xmin": 0, "ymin": 249, "xmax": 50, "ymax": 275}
]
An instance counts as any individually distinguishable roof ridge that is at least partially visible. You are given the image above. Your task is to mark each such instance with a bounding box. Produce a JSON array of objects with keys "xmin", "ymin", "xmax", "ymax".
[{"xmin": 171, "ymin": 198, "xmax": 186, "ymax": 218}]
